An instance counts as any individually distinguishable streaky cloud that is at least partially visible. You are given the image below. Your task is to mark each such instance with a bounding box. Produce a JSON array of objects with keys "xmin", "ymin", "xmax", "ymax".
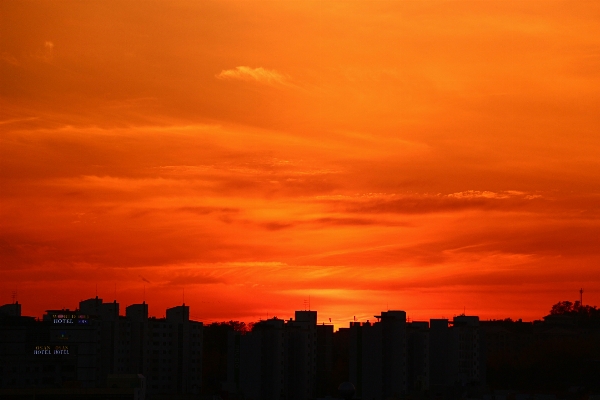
[{"xmin": 216, "ymin": 66, "xmax": 289, "ymax": 85}]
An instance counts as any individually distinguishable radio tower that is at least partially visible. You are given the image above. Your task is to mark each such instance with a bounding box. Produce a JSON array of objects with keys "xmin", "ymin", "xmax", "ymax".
[{"xmin": 580, "ymin": 288, "xmax": 584, "ymax": 306}]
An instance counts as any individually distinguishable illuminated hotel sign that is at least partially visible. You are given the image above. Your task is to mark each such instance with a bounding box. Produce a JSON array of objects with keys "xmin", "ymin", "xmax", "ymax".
[
  {"xmin": 34, "ymin": 345, "xmax": 70, "ymax": 355},
  {"xmin": 50, "ymin": 313, "xmax": 89, "ymax": 324}
]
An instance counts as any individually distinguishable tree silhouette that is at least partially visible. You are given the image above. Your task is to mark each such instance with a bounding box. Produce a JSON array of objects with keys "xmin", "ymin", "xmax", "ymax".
[
  {"xmin": 550, "ymin": 300, "xmax": 574, "ymax": 315},
  {"xmin": 485, "ymin": 301, "xmax": 600, "ymax": 391},
  {"xmin": 550, "ymin": 300, "xmax": 600, "ymax": 321},
  {"xmin": 202, "ymin": 320, "xmax": 252, "ymax": 396}
]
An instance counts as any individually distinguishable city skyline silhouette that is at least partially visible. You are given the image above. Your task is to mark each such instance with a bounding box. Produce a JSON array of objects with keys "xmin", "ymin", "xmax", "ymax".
[
  {"xmin": 2, "ymin": 0, "xmax": 600, "ymax": 358},
  {"xmin": 2, "ymin": 295, "xmax": 599, "ymax": 397}
]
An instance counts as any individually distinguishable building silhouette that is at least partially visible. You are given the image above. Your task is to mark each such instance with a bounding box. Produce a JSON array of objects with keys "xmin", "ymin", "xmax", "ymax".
[
  {"xmin": 348, "ymin": 311, "xmax": 485, "ymax": 398},
  {"xmin": 407, "ymin": 321, "xmax": 429, "ymax": 392},
  {"xmin": 349, "ymin": 311, "xmax": 408, "ymax": 399},
  {"xmin": 226, "ymin": 310, "xmax": 331, "ymax": 400},
  {"xmin": 0, "ymin": 297, "xmax": 202, "ymax": 398},
  {"xmin": 6, "ymin": 297, "xmax": 598, "ymax": 398}
]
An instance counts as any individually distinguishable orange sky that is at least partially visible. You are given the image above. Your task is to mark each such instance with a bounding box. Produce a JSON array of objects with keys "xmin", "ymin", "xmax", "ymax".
[{"xmin": 1, "ymin": 1, "xmax": 599, "ymax": 328}]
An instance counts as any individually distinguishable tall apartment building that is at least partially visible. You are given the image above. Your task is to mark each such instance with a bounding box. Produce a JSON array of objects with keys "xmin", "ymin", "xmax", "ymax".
[
  {"xmin": 226, "ymin": 310, "xmax": 329, "ymax": 400},
  {"xmin": 0, "ymin": 302, "xmax": 21, "ymax": 317},
  {"xmin": 450, "ymin": 315, "xmax": 484, "ymax": 386},
  {"xmin": 287, "ymin": 310, "xmax": 318, "ymax": 400},
  {"xmin": 407, "ymin": 321, "xmax": 430, "ymax": 391},
  {"xmin": 349, "ymin": 313, "xmax": 484, "ymax": 397},
  {"xmin": 0, "ymin": 298, "xmax": 203, "ymax": 397},
  {"xmin": 237, "ymin": 317, "xmax": 286, "ymax": 400},
  {"xmin": 0, "ymin": 305, "xmax": 99, "ymax": 389},
  {"xmin": 429, "ymin": 316, "xmax": 484, "ymax": 389},
  {"xmin": 78, "ymin": 297, "xmax": 121, "ymax": 383},
  {"xmin": 143, "ymin": 305, "xmax": 203, "ymax": 395},
  {"xmin": 429, "ymin": 318, "xmax": 451, "ymax": 388},
  {"xmin": 349, "ymin": 310, "xmax": 408, "ymax": 399},
  {"xmin": 316, "ymin": 322, "xmax": 334, "ymax": 396}
]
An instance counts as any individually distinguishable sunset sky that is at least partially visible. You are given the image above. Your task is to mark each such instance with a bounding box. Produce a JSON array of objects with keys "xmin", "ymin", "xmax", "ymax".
[{"xmin": 1, "ymin": 1, "xmax": 599, "ymax": 327}]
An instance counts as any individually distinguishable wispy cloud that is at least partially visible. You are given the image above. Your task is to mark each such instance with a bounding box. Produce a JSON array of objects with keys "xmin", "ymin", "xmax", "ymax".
[
  {"xmin": 328, "ymin": 191, "xmax": 545, "ymax": 215},
  {"xmin": 0, "ymin": 117, "xmax": 39, "ymax": 125},
  {"xmin": 32, "ymin": 41, "xmax": 55, "ymax": 63},
  {"xmin": 216, "ymin": 66, "xmax": 289, "ymax": 85},
  {"xmin": 1, "ymin": 52, "xmax": 19, "ymax": 66},
  {"xmin": 447, "ymin": 190, "xmax": 528, "ymax": 199}
]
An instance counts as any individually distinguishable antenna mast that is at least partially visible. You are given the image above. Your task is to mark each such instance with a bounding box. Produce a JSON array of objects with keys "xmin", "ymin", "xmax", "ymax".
[{"xmin": 580, "ymin": 288, "xmax": 584, "ymax": 306}]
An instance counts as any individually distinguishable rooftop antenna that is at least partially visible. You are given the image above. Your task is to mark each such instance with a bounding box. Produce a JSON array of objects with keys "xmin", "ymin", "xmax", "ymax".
[
  {"xmin": 11, "ymin": 290, "xmax": 17, "ymax": 304},
  {"xmin": 143, "ymin": 285, "xmax": 146, "ymax": 303},
  {"xmin": 183, "ymin": 287, "xmax": 185, "ymax": 305},
  {"xmin": 309, "ymin": 295, "xmax": 311, "ymax": 311},
  {"xmin": 303, "ymin": 299, "xmax": 309, "ymax": 310},
  {"xmin": 580, "ymin": 288, "xmax": 584, "ymax": 305},
  {"xmin": 114, "ymin": 283, "xmax": 117, "ymax": 301},
  {"xmin": 96, "ymin": 284, "xmax": 98, "ymax": 298}
]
